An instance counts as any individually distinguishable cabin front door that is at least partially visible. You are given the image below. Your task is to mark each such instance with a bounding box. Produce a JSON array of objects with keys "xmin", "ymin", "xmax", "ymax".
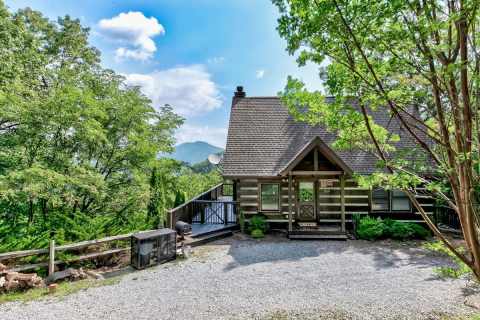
[{"xmin": 297, "ymin": 181, "xmax": 316, "ymax": 222}]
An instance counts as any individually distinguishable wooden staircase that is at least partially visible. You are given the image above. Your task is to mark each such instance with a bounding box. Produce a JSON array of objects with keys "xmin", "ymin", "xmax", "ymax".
[{"xmin": 288, "ymin": 223, "xmax": 347, "ymax": 240}]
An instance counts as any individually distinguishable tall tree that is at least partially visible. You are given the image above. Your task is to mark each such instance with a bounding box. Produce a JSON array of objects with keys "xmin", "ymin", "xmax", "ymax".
[
  {"xmin": 273, "ymin": 0, "xmax": 480, "ymax": 277},
  {"xmin": 0, "ymin": 3, "xmax": 183, "ymax": 249}
]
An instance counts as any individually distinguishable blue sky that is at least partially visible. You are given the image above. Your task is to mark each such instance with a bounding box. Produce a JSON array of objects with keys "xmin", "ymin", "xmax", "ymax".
[{"xmin": 5, "ymin": 0, "xmax": 321, "ymax": 148}]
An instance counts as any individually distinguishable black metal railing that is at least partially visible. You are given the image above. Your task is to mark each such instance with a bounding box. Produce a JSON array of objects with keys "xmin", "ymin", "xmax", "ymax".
[
  {"xmin": 434, "ymin": 205, "xmax": 461, "ymax": 230},
  {"xmin": 167, "ymin": 183, "xmax": 237, "ymax": 228},
  {"xmin": 191, "ymin": 200, "xmax": 237, "ymax": 225}
]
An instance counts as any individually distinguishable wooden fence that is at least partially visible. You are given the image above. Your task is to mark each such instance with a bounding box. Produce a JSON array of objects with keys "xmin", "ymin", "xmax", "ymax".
[
  {"xmin": 2, "ymin": 184, "xmax": 237, "ymax": 274},
  {"xmin": 0, "ymin": 231, "xmax": 155, "ymax": 274}
]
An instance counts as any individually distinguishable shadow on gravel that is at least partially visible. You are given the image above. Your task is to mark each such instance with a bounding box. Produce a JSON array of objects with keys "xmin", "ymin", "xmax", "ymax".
[{"xmin": 223, "ymin": 237, "xmax": 453, "ymax": 272}]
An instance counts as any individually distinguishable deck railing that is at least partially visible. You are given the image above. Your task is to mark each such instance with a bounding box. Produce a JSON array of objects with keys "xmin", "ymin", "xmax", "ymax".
[
  {"xmin": 190, "ymin": 200, "xmax": 237, "ymax": 224},
  {"xmin": 167, "ymin": 183, "xmax": 237, "ymax": 228},
  {"xmin": 434, "ymin": 205, "xmax": 461, "ymax": 230}
]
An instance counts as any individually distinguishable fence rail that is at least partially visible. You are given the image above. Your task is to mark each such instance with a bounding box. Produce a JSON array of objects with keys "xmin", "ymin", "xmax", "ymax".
[{"xmin": 0, "ymin": 230, "xmax": 157, "ymax": 273}]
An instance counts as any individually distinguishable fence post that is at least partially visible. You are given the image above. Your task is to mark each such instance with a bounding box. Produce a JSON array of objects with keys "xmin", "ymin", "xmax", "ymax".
[
  {"xmin": 224, "ymin": 202, "xmax": 228, "ymax": 225},
  {"xmin": 48, "ymin": 239, "xmax": 55, "ymax": 276},
  {"xmin": 200, "ymin": 203, "xmax": 205, "ymax": 224}
]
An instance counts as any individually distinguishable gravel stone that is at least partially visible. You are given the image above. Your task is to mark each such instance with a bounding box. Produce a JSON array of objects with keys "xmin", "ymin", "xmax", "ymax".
[{"xmin": 0, "ymin": 235, "xmax": 476, "ymax": 320}]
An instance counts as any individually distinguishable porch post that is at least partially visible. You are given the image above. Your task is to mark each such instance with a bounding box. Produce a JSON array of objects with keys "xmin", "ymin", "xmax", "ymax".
[
  {"xmin": 340, "ymin": 174, "xmax": 346, "ymax": 232},
  {"xmin": 288, "ymin": 173, "xmax": 293, "ymax": 232}
]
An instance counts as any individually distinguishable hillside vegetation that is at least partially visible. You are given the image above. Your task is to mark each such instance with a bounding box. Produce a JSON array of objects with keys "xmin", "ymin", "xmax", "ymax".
[
  {"xmin": 168, "ymin": 141, "xmax": 223, "ymax": 165},
  {"xmin": 0, "ymin": 4, "xmax": 221, "ymax": 252}
]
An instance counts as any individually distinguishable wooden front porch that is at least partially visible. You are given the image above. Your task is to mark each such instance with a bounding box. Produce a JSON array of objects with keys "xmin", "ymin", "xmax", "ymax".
[
  {"xmin": 279, "ymin": 137, "xmax": 356, "ymax": 239},
  {"xmin": 285, "ymin": 172, "xmax": 350, "ymax": 240}
]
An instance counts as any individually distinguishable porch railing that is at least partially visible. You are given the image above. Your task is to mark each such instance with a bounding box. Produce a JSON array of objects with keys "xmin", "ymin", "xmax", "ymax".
[
  {"xmin": 191, "ymin": 200, "xmax": 237, "ymax": 224},
  {"xmin": 434, "ymin": 205, "xmax": 461, "ymax": 230},
  {"xmin": 167, "ymin": 183, "xmax": 237, "ymax": 228}
]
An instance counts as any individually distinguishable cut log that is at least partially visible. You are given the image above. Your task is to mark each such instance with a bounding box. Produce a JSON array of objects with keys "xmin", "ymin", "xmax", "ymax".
[
  {"xmin": 85, "ymin": 270, "xmax": 104, "ymax": 280},
  {"xmin": 5, "ymin": 272, "xmax": 19, "ymax": 282},
  {"xmin": 8, "ymin": 272, "xmax": 37, "ymax": 282},
  {"xmin": 5, "ymin": 279, "xmax": 19, "ymax": 291},
  {"xmin": 48, "ymin": 283, "xmax": 58, "ymax": 294}
]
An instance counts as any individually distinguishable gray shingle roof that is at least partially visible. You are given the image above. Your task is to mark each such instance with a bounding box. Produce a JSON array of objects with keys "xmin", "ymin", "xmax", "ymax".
[{"xmin": 222, "ymin": 96, "xmax": 423, "ymax": 177}]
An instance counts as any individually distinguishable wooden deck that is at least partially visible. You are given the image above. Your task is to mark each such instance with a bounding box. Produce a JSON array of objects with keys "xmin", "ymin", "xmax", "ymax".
[{"xmin": 191, "ymin": 223, "xmax": 237, "ymax": 237}]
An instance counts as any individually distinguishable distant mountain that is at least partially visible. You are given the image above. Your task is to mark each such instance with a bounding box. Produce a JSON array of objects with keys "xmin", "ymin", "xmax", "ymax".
[{"xmin": 168, "ymin": 141, "xmax": 224, "ymax": 165}]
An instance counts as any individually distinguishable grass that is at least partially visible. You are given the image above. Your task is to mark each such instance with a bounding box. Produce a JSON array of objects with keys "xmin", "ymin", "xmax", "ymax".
[
  {"xmin": 255, "ymin": 311, "xmax": 480, "ymax": 320},
  {"xmin": 440, "ymin": 315, "xmax": 480, "ymax": 320},
  {"xmin": 0, "ymin": 277, "xmax": 120, "ymax": 305},
  {"xmin": 423, "ymin": 240, "xmax": 472, "ymax": 278}
]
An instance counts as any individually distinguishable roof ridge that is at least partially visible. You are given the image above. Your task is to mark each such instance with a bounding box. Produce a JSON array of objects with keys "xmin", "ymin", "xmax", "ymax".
[{"xmin": 238, "ymin": 95, "xmax": 336, "ymax": 99}]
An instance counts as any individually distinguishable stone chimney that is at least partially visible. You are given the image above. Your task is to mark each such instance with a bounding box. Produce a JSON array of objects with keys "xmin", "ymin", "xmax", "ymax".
[{"xmin": 232, "ymin": 86, "xmax": 246, "ymax": 107}]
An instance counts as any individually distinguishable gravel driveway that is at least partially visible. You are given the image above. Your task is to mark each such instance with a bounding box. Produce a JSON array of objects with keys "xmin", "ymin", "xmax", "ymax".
[{"xmin": 0, "ymin": 234, "xmax": 477, "ymax": 320}]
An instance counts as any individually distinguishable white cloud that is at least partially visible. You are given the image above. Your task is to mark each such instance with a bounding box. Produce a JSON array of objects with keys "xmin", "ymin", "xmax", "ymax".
[
  {"xmin": 256, "ymin": 69, "xmax": 265, "ymax": 79},
  {"xmin": 207, "ymin": 56, "xmax": 225, "ymax": 64},
  {"xmin": 176, "ymin": 124, "xmax": 227, "ymax": 148},
  {"xmin": 98, "ymin": 11, "xmax": 165, "ymax": 61},
  {"xmin": 124, "ymin": 65, "xmax": 223, "ymax": 117}
]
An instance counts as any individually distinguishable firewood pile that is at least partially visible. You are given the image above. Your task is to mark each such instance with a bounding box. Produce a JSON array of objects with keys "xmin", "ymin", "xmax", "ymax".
[
  {"xmin": 0, "ymin": 263, "xmax": 44, "ymax": 292},
  {"xmin": 0, "ymin": 263, "xmax": 92, "ymax": 293}
]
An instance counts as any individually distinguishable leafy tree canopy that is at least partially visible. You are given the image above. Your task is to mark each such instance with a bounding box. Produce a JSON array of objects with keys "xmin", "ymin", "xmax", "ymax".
[
  {"xmin": 273, "ymin": 0, "xmax": 480, "ymax": 277},
  {"xmin": 0, "ymin": 3, "xmax": 221, "ymax": 251}
]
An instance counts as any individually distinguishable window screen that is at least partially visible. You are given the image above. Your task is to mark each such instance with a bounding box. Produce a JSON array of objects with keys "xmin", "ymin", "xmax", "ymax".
[
  {"xmin": 372, "ymin": 189, "xmax": 389, "ymax": 211},
  {"xmin": 391, "ymin": 190, "xmax": 411, "ymax": 211},
  {"xmin": 260, "ymin": 184, "xmax": 279, "ymax": 211}
]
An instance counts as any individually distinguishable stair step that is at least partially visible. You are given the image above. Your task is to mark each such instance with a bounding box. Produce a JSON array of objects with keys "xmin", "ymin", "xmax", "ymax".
[
  {"xmin": 298, "ymin": 222, "xmax": 317, "ymax": 227},
  {"xmin": 290, "ymin": 229, "xmax": 343, "ymax": 235},
  {"xmin": 318, "ymin": 219, "xmax": 352, "ymax": 223},
  {"xmin": 185, "ymin": 230, "xmax": 233, "ymax": 247},
  {"xmin": 288, "ymin": 233, "xmax": 348, "ymax": 240}
]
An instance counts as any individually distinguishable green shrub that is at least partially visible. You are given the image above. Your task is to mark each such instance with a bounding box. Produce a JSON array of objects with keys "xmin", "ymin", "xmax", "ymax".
[
  {"xmin": 385, "ymin": 221, "xmax": 416, "ymax": 240},
  {"xmin": 410, "ymin": 223, "xmax": 431, "ymax": 239},
  {"xmin": 248, "ymin": 215, "xmax": 268, "ymax": 233},
  {"xmin": 239, "ymin": 210, "xmax": 246, "ymax": 234},
  {"xmin": 356, "ymin": 217, "xmax": 385, "ymax": 240},
  {"xmin": 356, "ymin": 216, "xmax": 431, "ymax": 241},
  {"xmin": 250, "ymin": 229, "xmax": 265, "ymax": 238}
]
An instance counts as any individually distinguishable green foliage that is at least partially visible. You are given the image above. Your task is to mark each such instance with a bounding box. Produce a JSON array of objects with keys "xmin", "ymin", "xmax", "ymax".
[
  {"xmin": 356, "ymin": 217, "xmax": 385, "ymax": 241},
  {"xmin": 384, "ymin": 219, "xmax": 416, "ymax": 240},
  {"xmin": 356, "ymin": 217, "xmax": 430, "ymax": 241},
  {"xmin": 239, "ymin": 210, "xmax": 246, "ymax": 234},
  {"xmin": 249, "ymin": 215, "xmax": 268, "ymax": 233},
  {"xmin": 250, "ymin": 229, "xmax": 265, "ymax": 239},
  {"xmin": 409, "ymin": 223, "xmax": 431, "ymax": 239},
  {"xmin": 0, "ymin": 277, "xmax": 120, "ymax": 304},
  {"xmin": 299, "ymin": 188, "xmax": 313, "ymax": 202},
  {"xmin": 0, "ymin": 4, "xmax": 220, "ymax": 252},
  {"xmin": 248, "ymin": 215, "xmax": 269, "ymax": 233},
  {"xmin": 423, "ymin": 241, "xmax": 471, "ymax": 278}
]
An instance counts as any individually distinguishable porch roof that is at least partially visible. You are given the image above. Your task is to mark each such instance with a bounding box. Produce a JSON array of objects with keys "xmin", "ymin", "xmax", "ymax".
[{"xmin": 222, "ymin": 96, "xmax": 425, "ymax": 177}]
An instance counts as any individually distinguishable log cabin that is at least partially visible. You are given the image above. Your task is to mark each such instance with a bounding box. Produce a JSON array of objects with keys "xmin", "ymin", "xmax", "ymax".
[{"xmin": 221, "ymin": 86, "xmax": 434, "ymax": 239}]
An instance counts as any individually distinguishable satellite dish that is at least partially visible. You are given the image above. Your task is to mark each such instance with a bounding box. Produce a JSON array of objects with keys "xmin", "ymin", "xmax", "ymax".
[{"xmin": 208, "ymin": 153, "xmax": 222, "ymax": 165}]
